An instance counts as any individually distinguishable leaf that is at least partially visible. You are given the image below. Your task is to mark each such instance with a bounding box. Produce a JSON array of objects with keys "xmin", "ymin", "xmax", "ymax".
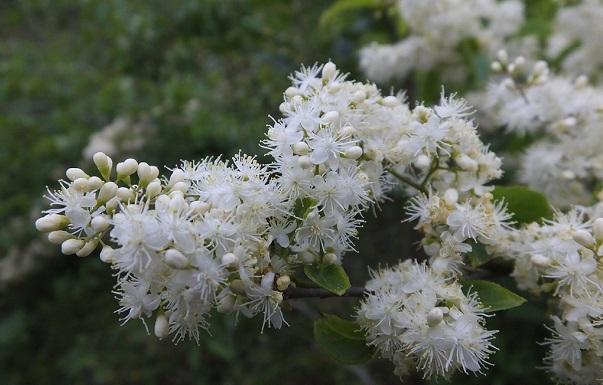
[
  {"xmin": 293, "ymin": 197, "xmax": 317, "ymax": 220},
  {"xmin": 319, "ymin": 0, "xmax": 381, "ymax": 28},
  {"xmin": 313, "ymin": 314, "xmax": 372, "ymax": 365},
  {"xmin": 304, "ymin": 264, "xmax": 351, "ymax": 296},
  {"xmin": 462, "ymin": 279, "xmax": 527, "ymax": 312},
  {"xmin": 467, "ymin": 242, "xmax": 495, "ymax": 267},
  {"xmin": 492, "ymin": 185, "xmax": 554, "ymax": 225}
]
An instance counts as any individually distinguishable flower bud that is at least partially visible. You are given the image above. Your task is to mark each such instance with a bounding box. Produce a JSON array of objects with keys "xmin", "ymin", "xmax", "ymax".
[
  {"xmin": 293, "ymin": 142, "xmax": 310, "ymax": 155},
  {"xmin": 300, "ymin": 251, "xmax": 316, "ymax": 264},
  {"xmin": 105, "ymin": 196, "xmax": 121, "ymax": 212},
  {"xmin": 285, "ymin": 86, "xmax": 302, "ymax": 98},
  {"xmin": 93, "ymin": 152, "xmax": 113, "ymax": 180},
  {"xmin": 297, "ymin": 155, "xmax": 313, "ymax": 169},
  {"xmin": 97, "ymin": 182, "xmax": 118, "ymax": 203},
  {"xmin": 169, "ymin": 169, "xmax": 185, "ymax": 186},
  {"xmin": 91, "ymin": 215, "xmax": 110, "ymax": 232},
  {"xmin": 170, "ymin": 181, "xmax": 188, "ymax": 194},
  {"xmin": 344, "ymin": 146, "xmax": 363, "ymax": 160},
  {"xmin": 276, "ymin": 275, "xmax": 291, "ymax": 291},
  {"xmin": 221, "ymin": 252, "xmax": 238, "ymax": 266},
  {"xmin": 100, "ymin": 246, "xmax": 115, "ymax": 263},
  {"xmin": 323, "ymin": 253, "xmax": 339, "ymax": 265},
  {"xmin": 530, "ymin": 254, "xmax": 550, "ymax": 267},
  {"xmin": 323, "ymin": 110, "xmax": 339, "ymax": 124},
  {"xmin": 414, "ymin": 154, "xmax": 431, "ymax": 169},
  {"xmin": 444, "ymin": 188, "xmax": 459, "ymax": 207},
  {"xmin": 66, "ymin": 168, "xmax": 89, "ymax": 181},
  {"xmin": 116, "ymin": 158, "xmax": 138, "ymax": 179},
  {"xmin": 575, "ymin": 75, "xmax": 588, "ymax": 88},
  {"xmin": 455, "ymin": 154, "xmax": 478, "ymax": 171},
  {"xmin": 48, "ymin": 230, "xmax": 71, "ymax": 244},
  {"xmin": 76, "ymin": 239, "xmax": 99, "ymax": 257},
  {"xmin": 61, "ymin": 239, "xmax": 85, "ymax": 255},
  {"xmin": 146, "ymin": 180, "xmax": 162, "ymax": 198},
  {"xmin": 154, "ymin": 313, "xmax": 169, "ymax": 339},
  {"xmin": 137, "ymin": 162, "xmax": 156, "ymax": 185},
  {"xmin": 217, "ymin": 294, "xmax": 236, "ymax": 313},
  {"xmin": 322, "ymin": 62, "xmax": 337, "ymax": 80},
  {"xmin": 116, "ymin": 187, "xmax": 134, "ymax": 202},
  {"xmin": 351, "ymin": 90, "xmax": 366, "ymax": 103},
  {"xmin": 35, "ymin": 214, "xmax": 68, "ymax": 232},
  {"xmin": 72, "ymin": 178, "xmax": 91, "ymax": 192},
  {"xmin": 490, "ymin": 61, "xmax": 502, "ymax": 72},
  {"xmin": 573, "ymin": 230, "xmax": 595, "ymax": 248},
  {"xmin": 229, "ymin": 279, "xmax": 246, "ymax": 296},
  {"xmin": 497, "ymin": 49, "xmax": 508, "ymax": 64},
  {"xmin": 381, "ymin": 96, "xmax": 399, "ymax": 107},
  {"xmin": 427, "ymin": 307, "xmax": 444, "ymax": 327},
  {"xmin": 190, "ymin": 201, "xmax": 210, "ymax": 215},
  {"xmin": 165, "ymin": 249, "xmax": 188, "ymax": 269},
  {"xmin": 593, "ymin": 218, "xmax": 603, "ymax": 242},
  {"xmin": 340, "ymin": 124, "xmax": 356, "ymax": 137},
  {"xmin": 87, "ymin": 176, "xmax": 104, "ymax": 190}
]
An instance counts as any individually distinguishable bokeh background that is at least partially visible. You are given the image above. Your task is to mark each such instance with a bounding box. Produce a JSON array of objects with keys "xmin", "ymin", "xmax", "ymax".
[{"xmin": 0, "ymin": 1, "xmax": 558, "ymax": 384}]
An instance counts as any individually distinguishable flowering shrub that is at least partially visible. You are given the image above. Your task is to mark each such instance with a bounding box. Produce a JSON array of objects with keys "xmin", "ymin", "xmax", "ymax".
[{"xmin": 31, "ymin": 1, "xmax": 603, "ymax": 384}]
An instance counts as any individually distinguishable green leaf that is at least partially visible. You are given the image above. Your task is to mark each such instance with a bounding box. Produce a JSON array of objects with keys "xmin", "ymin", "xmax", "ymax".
[
  {"xmin": 293, "ymin": 197, "xmax": 317, "ymax": 220},
  {"xmin": 319, "ymin": 0, "xmax": 381, "ymax": 28},
  {"xmin": 467, "ymin": 242, "xmax": 495, "ymax": 267},
  {"xmin": 492, "ymin": 185, "xmax": 554, "ymax": 225},
  {"xmin": 304, "ymin": 264, "xmax": 351, "ymax": 296},
  {"xmin": 462, "ymin": 279, "xmax": 527, "ymax": 312},
  {"xmin": 313, "ymin": 315, "xmax": 372, "ymax": 365}
]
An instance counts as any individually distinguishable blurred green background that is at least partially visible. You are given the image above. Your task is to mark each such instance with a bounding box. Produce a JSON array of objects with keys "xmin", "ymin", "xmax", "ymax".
[{"xmin": 0, "ymin": 1, "xmax": 557, "ymax": 384}]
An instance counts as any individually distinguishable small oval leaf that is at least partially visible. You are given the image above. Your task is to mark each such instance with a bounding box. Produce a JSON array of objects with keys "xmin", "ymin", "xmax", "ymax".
[
  {"xmin": 492, "ymin": 185, "xmax": 553, "ymax": 225},
  {"xmin": 304, "ymin": 264, "xmax": 351, "ymax": 296},
  {"xmin": 462, "ymin": 279, "xmax": 527, "ymax": 312},
  {"xmin": 314, "ymin": 315, "xmax": 372, "ymax": 365}
]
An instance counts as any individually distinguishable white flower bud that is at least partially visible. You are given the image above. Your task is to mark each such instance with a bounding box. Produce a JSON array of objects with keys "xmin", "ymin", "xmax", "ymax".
[
  {"xmin": 146, "ymin": 180, "xmax": 162, "ymax": 198},
  {"xmin": 93, "ymin": 152, "xmax": 113, "ymax": 180},
  {"xmin": 322, "ymin": 62, "xmax": 337, "ymax": 80},
  {"xmin": 533, "ymin": 61, "xmax": 548, "ymax": 76},
  {"xmin": 105, "ymin": 196, "xmax": 120, "ymax": 212},
  {"xmin": 72, "ymin": 178, "xmax": 91, "ymax": 192},
  {"xmin": 137, "ymin": 162, "xmax": 159, "ymax": 184},
  {"xmin": 456, "ymin": 154, "xmax": 478, "ymax": 171},
  {"xmin": 300, "ymin": 251, "xmax": 316, "ymax": 264},
  {"xmin": 169, "ymin": 169, "xmax": 185, "ymax": 186},
  {"xmin": 229, "ymin": 279, "xmax": 246, "ymax": 296},
  {"xmin": 91, "ymin": 215, "xmax": 110, "ymax": 232},
  {"xmin": 444, "ymin": 188, "xmax": 459, "ymax": 207},
  {"xmin": 76, "ymin": 239, "xmax": 99, "ymax": 257},
  {"xmin": 169, "ymin": 194, "xmax": 187, "ymax": 212},
  {"xmin": 293, "ymin": 141, "xmax": 310, "ymax": 155},
  {"xmin": 221, "ymin": 252, "xmax": 238, "ymax": 266},
  {"xmin": 340, "ymin": 124, "xmax": 356, "ymax": 137},
  {"xmin": 530, "ymin": 254, "xmax": 550, "ymax": 267},
  {"xmin": 285, "ymin": 86, "xmax": 302, "ymax": 98},
  {"xmin": 276, "ymin": 275, "xmax": 291, "ymax": 291},
  {"xmin": 48, "ymin": 230, "xmax": 71, "ymax": 244},
  {"xmin": 414, "ymin": 154, "xmax": 431, "ymax": 169},
  {"xmin": 593, "ymin": 218, "xmax": 603, "ymax": 242},
  {"xmin": 100, "ymin": 246, "xmax": 115, "ymax": 263},
  {"xmin": 497, "ymin": 49, "xmax": 508, "ymax": 64},
  {"xmin": 165, "ymin": 249, "xmax": 188, "ymax": 269},
  {"xmin": 170, "ymin": 181, "xmax": 188, "ymax": 193},
  {"xmin": 323, "ymin": 253, "xmax": 339, "ymax": 265},
  {"xmin": 217, "ymin": 294, "xmax": 236, "ymax": 313},
  {"xmin": 66, "ymin": 168, "xmax": 89, "ymax": 181},
  {"xmin": 97, "ymin": 182, "xmax": 118, "ymax": 203},
  {"xmin": 154, "ymin": 313, "xmax": 169, "ymax": 339},
  {"xmin": 427, "ymin": 307, "xmax": 444, "ymax": 327},
  {"xmin": 116, "ymin": 187, "xmax": 134, "ymax": 202},
  {"xmin": 116, "ymin": 158, "xmax": 138, "ymax": 178},
  {"xmin": 291, "ymin": 95, "xmax": 302, "ymax": 105},
  {"xmin": 381, "ymin": 95, "xmax": 399, "ymax": 107},
  {"xmin": 35, "ymin": 214, "xmax": 68, "ymax": 232},
  {"xmin": 190, "ymin": 201, "xmax": 210, "ymax": 215},
  {"xmin": 61, "ymin": 239, "xmax": 85, "ymax": 255},
  {"xmin": 279, "ymin": 102, "xmax": 287, "ymax": 113},
  {"xmin": 344, "ymin": 145, "xmax": 363, "ymax": 160},
  {"xmin": 297, "ymin": 155, "xmax": 313, "ymax": 169},
  {"xmin": 87, "ymin": 176, "xmax": 104, "ymax": 190},
  {"xmin": 351, "ymin": 90, "xmax": 366, "ymax": 103},
  {"xmin": 513, "ymin": 56, "xmax": 525, "ymax": 68},
  {"xmin": 323, "ymin": 110, "xmax": 339, "ymax": 124},
  {"xmin": 572, "ymin": 230, "xmax": 595, "ymax": 248},
  {"xmin": 490, "ymin": 61, "xmax": 502, "ymax": 72},
  {"xmin": 575, "ymin": 75, "xmax": 588, "ymax": 88}
]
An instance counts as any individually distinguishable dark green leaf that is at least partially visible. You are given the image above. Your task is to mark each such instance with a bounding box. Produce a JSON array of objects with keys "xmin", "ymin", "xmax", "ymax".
[
  {"xmin": 462, "ymin": 279, "xmax": 527, "ymax": 312},
  {"xmin": 313, "ymin": 315, "xmax": 372, "ymax": 365},
  {"xmin": 467, "ymin": 242, "xmax": 495, "ymax": 267},
  {"xmin": 492, "ymin": 185, "xmax": 554, "ymax": 225},
  {"xmin": 319, "ymin": 0, "xmax": 382, "ymax": 28},
  {"xmin": 304, "ymin": 264, "xmax": 351, "ymax": 296},
  {"xmin": 293, "ymin": 197, "xmax": 317, "ymax": 220}
]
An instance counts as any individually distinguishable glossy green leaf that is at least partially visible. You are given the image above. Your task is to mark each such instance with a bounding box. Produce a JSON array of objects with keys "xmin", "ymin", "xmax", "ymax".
[
  {"xmin": 462, "ymin": 279, "xmax": 527, "ymax": 312},
  {"xmin": 492, "ymin": 185, "xmax": 554, "ymax": 225},
  {"xmin": 313, "ymin": 314, "xmax": 372, "ymax": 365},
  {"xmin": 320, "ymin": 0, "xmax": 381, "ymax": 28},
  {"xmin": 467, "ymin": 242, "xmax": 495, "ymax": 267},
  {"xmin": 304, "ymin": 264, "xmax": 351, "ymax": 296}
]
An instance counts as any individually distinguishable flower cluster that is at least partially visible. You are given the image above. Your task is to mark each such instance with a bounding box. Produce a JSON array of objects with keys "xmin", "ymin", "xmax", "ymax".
[
  {"xmin": 470, "ymin": 53, "xmax": 603, "ymax": 207},
  {"xmin": 357, "ymin": 260, "xmax": 496, "ymax": 379},
  {"xmin": 547, "ymin": 0, "xmax": 603, "ymax": 79},
  {"xmin": 502, "ymin": 210, "xmax": 603, "ymax": 383},
  {"xmin": 359, "ymin": 0, "xmax": 525, "ymax": 84}
]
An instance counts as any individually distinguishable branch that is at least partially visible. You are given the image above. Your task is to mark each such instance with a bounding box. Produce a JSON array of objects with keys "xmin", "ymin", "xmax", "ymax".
[
  {"xmin": 386, "ymin": 169, "xmax": 427, "ymax": 193},
  {"xmin": 284, "ymin": 286, "xmax": 365, "ymax": 299}
]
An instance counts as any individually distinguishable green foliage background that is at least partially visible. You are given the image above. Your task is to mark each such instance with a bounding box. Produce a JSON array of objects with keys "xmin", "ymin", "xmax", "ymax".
[{"xmin": 0, "ymin": 0, "xmax": 559, "ymax": 384}]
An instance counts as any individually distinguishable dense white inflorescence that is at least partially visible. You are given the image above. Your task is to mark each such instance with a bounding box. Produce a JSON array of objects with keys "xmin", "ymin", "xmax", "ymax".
[
  {"xmin": 357, "ymin": 260, "xmax": 497, "ymax": 379},
  {"xmin": 503, "ymin": 210, "xmax": 603, "ymax": 384},
  {"xmin": 359, "ymin": 0, "xmax": 525, "ymax": 84},
  {"xmin": 470, "ymin": 53, "xmax": 603, "ymax": 208},
  {"xmin": 36, "ymin": 62, "xmax": 507, "ymax": 378}
]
